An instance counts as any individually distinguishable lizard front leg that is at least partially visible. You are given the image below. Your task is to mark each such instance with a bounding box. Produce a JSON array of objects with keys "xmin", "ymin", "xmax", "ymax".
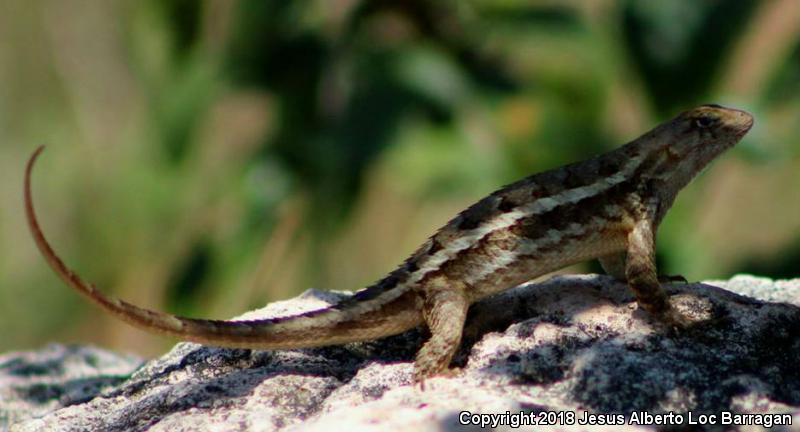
[
  {"xmin": 601, "ymin": 252, "xmax": 687, "ymax": 283},
  {"xmin": 625, "ymin": 218, "xmax": 690, "ymax": 328},
  {"xmin": 414, "ymin": 277, "xmax": 469, "ymax": 382}
]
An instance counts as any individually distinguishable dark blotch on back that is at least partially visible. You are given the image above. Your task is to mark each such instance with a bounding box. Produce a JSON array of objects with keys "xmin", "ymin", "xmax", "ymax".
[
  {"xmin": 597, "ymin": 157, "xmax": 621, "ymax": 178},
  {"xmin": 537, "ymin": 168, "xmax": 569, "ymax": 195},
  {"xmin": 427, "ymin": 238, "xmax": 443, "ymax": 254},
  {"xmin": 456, "ymin": 196, "xmax": 497, "ymax": 230},
  {"xmin": 339, "ymin": 269, "xmax": 405, "ymax": 307},
  {"xmin": 497, "ymin": 195, "xmax": 517, "ymax": 212},
  {"xmin": 561, "ymin": 169, "xmax": 585, "ymax": 189},
  {"xmin": 570, "ymin": 153, "xmax": 625, "ymax": 183},
  {"xmin": 496, "ymin": 185, "xmax": 532, "ymax": 213},
  {"xmin": 515, "ymin": 216, "xmax": 549, "ymax": 241}
]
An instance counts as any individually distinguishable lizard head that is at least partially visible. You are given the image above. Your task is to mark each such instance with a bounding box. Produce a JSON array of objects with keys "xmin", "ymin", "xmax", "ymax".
[
  {"xmin": 673, "ymin": 103, "xmax": 753, "ymax": 151},
  {"xmin": 640, "ymin": 104, "xmax": 753, "ymax": 202}
]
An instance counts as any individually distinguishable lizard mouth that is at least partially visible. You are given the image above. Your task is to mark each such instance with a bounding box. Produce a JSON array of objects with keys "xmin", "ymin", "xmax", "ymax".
[{"xmin": 732, "ymin": 110, "xmax": 754, "ymax": 138}]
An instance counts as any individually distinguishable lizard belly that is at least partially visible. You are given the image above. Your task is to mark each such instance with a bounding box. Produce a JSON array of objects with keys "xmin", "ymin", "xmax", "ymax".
[{"xmin": 466, "ymin": 228, "xmax": 627, "ymax": 301}]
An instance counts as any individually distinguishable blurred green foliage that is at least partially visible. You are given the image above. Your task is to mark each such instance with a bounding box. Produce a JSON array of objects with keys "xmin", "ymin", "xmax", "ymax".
[{"xmin": 1, "ymin": 0, "xmax": 799, "ymax": 355}]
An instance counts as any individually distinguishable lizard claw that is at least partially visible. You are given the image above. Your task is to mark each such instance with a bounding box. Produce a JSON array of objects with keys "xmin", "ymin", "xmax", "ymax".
[
  {"xmin": 649, "ymin": 301, "xmax": 694, "ymax": 331},
  {"xmin": 664, "ymin": 308, "xmax": 693, "ymax": 330},
  {"xmin": 413, "ymin": 365, "xmax": 462, "ymax": 390}
]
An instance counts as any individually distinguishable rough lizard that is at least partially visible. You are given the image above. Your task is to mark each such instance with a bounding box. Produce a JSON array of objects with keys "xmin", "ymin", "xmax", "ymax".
[{"xmin": 24, "ymin": 104, "xmax": 754, "ymax": 380}]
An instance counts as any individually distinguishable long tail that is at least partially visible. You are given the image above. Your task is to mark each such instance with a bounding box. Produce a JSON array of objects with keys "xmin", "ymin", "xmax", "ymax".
[{"xmin": 24, "ymin": 146, "xmax": 422, "ymax": 349}]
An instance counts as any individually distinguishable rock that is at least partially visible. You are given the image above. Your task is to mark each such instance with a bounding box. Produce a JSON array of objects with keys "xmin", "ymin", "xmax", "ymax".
[
  {"xmin": 0, "ymin": 344, "xmax": 143, "ymax": 430},
  {"xmin": 4, "ymin": 275, "xmax": 800, "ymax": 431}
]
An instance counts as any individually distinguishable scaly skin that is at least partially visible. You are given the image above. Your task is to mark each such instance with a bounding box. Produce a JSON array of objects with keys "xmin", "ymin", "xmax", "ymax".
[{"xmin": 24, "ymin": 104, "xmax": 753, "ymax": 381}]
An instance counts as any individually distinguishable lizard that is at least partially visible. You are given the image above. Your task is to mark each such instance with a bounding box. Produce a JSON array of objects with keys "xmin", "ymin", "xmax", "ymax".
[{"xmin": 24, "ymin": 104, "xmax": 754, "ymax": 381}]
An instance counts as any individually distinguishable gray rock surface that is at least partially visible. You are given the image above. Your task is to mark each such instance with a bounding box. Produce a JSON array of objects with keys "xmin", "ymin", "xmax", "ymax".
[
  {"xmin": 4, "ymin": 274, "xmax": 800, "ymax": 432},
  {"xmin": 0, "ymin": 344, "xmax": 143, "ymax": 430}
]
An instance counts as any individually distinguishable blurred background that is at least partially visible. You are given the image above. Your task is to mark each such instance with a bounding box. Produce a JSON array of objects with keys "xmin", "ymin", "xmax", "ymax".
[{"xmin": 1, "ymin": 0, "xmax": 799, "ymax": 356}]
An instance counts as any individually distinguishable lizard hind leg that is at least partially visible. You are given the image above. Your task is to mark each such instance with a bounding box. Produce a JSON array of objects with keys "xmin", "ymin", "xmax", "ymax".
[{"xmin": 414, "ymin": 287, "xmax": 469, "ymax": 383}]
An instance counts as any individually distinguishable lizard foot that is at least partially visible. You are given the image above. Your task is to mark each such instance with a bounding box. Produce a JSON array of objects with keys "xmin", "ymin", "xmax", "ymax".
[
  {"xmin": 649, "ymin": 293, "xmax": 712, "ymax": 331},
  {"xmin": 414, "ymin": 366, "xmax": 462, "ymax": 391},
  {"xmin": 659, "ymin": 306, "xmax": 694, "ymax": 330},
  {"xmin": 412, "ymin": 362, "xmax": 450, "ymax": 383}
]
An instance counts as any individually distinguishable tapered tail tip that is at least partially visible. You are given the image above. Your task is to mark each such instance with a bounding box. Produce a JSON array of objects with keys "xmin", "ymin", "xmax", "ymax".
[{"xmin": 26, "ymin": 145, "xmax": 46, "ymax": 174}]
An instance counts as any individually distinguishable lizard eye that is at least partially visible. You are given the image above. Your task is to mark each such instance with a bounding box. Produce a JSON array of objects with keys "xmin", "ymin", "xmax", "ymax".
[{"xmin": 694, "ymin": 116, "xmax": 717, "ymax": 129}]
